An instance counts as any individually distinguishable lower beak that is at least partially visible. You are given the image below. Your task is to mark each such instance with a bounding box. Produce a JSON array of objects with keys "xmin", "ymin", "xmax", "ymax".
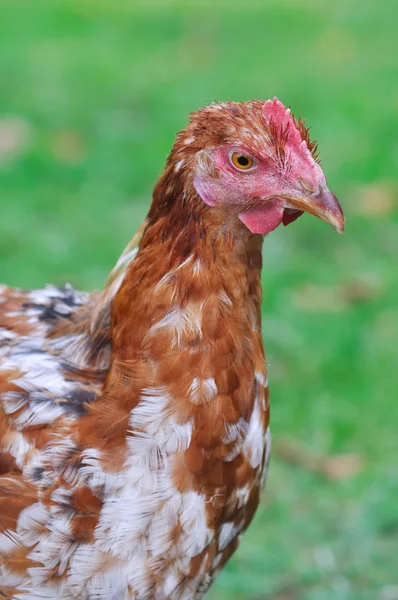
[{"xmin": 287, "ymin": 186, "xmax": 345, "ymax": 233}]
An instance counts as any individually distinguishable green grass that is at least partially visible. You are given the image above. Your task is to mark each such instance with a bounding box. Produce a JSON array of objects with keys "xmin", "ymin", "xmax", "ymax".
[{"xmin": 0, "ymin": 1, "xmax": 397, "ymax": 598}]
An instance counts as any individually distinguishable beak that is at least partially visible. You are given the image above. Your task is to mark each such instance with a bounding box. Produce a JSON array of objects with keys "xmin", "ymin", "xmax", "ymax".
[{"xmin": 286, "ymin": 186, "xmax": 345, "ymax": 234}]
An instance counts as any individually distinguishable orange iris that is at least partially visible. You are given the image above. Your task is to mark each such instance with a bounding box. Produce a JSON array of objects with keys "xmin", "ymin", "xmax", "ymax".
[{"xmin": 231, "ymin": 152, "xmax": 254, "ymax": 170}]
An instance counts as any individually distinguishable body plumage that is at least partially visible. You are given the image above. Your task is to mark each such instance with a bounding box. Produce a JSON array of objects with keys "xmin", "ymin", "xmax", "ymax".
[{"xmin": 0, "ymin": 99, "xmax": 343, "ymax": 599}]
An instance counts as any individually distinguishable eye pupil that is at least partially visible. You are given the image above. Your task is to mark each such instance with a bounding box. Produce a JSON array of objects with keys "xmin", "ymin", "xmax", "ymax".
[{"xmin": 237, "ymin": 155, "xmax": 249, "ymax": 166}]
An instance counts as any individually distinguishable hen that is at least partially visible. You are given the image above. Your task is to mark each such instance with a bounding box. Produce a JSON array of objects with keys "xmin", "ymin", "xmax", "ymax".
[{"xmin": 0, "ymin": 98, "xmax": 344, "ymax": 599}]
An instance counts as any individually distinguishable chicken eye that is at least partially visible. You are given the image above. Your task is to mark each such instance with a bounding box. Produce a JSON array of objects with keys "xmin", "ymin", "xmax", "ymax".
[{"xmin": 231, "ymin": 152, "xmax": 254, "ymax": 170}]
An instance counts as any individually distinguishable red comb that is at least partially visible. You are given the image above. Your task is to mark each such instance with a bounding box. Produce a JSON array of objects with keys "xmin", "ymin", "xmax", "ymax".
[{"xmin": 262, "ymin": 97, "xmax": 315, "ymax": 162}]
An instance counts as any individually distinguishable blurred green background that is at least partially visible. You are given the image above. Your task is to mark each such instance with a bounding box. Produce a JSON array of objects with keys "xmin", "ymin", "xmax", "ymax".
[{"xmin": 0, "ymin": 1, "xmax": 397, "ymax": 598}]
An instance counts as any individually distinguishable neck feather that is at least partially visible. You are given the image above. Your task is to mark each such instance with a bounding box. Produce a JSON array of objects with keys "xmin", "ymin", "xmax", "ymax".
[{"xmin": 112, "ymin": 165, "xmax": 264, "ymax": 360}]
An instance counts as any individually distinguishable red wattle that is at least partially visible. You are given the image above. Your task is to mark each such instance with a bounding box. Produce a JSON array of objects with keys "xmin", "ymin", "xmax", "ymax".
[{"xmin": 239, "ymin": 200, "xmax": 285, "ymax": 235}]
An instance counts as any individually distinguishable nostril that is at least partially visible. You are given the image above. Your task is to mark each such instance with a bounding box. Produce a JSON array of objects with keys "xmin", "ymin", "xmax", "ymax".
[{"xmin": 297, "ymin": 178, "xmax": 316, "ymax": 194}]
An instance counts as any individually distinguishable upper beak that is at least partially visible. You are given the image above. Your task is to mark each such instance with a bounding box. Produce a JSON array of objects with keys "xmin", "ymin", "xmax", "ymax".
[{"xmin": 287, "ymin": 185, "xmax": 345, "ymax": 234}]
